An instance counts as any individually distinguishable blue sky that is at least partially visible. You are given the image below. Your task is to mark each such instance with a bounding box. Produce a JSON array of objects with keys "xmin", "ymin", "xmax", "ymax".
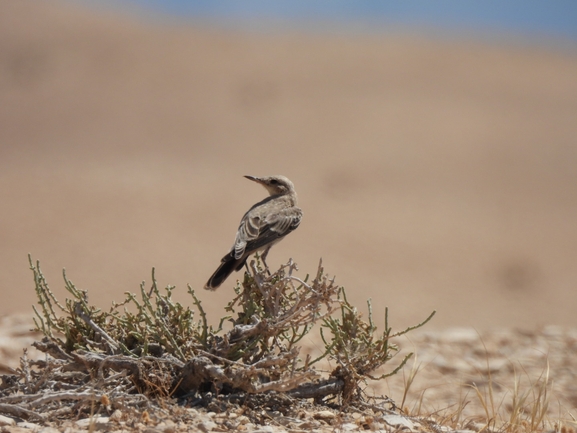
[{"xmin": 115, "ymin": 0, "xmax": 577, "ymax": 42}]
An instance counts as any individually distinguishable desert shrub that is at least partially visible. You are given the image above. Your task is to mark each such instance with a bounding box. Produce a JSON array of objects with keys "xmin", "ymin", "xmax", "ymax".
[{"xmin": 0, "ymin": 255, "xmax": 434, "ymax": 422}]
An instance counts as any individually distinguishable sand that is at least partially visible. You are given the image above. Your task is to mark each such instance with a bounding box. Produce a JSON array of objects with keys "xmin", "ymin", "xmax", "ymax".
[{"xmin": 2, "ymin": 0, "xmax": 577, "ymax": 331}]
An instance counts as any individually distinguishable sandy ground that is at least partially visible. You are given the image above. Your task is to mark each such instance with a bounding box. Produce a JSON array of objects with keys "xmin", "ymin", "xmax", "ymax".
[
  {"xmin": 1, "ymin": 314, "xmax": 577, "ymax": 429},
  {"xmin": 2, "ymin": 1, "xmax": 577, "ymax": 335}
]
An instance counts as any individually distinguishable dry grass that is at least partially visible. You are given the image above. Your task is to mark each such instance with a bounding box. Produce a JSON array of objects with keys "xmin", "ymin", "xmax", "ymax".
[{"xmin": 383, "ymin": 332, "xmax": 577, "ymax": 433}]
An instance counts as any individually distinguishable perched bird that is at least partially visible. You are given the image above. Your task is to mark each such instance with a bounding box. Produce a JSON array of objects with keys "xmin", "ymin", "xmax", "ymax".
[{"xmin": 204, "ymin": 175, "xmax": 302, "ymax": 290}]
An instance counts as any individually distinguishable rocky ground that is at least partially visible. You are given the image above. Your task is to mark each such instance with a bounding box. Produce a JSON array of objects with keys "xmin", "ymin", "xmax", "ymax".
[{"xmin": 1, "ymin": 314, "xmax": 576, "ymax": 433}]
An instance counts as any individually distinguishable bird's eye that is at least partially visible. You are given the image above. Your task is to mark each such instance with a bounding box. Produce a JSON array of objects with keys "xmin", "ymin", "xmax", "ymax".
[{"xmin": 270, "ymin": 179, "xmax": 279, "ymax": 185}]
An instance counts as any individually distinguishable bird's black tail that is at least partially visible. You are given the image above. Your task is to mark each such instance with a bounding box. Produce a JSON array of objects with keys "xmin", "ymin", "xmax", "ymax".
[{"xmin": 204, "ymin": 253, "xmax": 246, "ymax": 290}]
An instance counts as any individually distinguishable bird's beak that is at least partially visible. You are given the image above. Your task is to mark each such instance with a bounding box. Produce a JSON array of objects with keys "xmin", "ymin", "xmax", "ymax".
[{"xmin": 244, "ymin": 175, "xmax": 261, "ymax": 183}]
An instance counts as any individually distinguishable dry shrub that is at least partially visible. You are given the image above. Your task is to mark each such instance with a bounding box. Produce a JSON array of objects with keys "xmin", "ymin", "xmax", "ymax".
[{"xmin": 0, "ymin": 255, "xmax": 434, "ymax": 422}]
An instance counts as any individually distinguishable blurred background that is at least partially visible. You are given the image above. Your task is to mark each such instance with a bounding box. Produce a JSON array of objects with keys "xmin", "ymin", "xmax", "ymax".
[{"xmin": 1, "ymin": 0, "xmax": 577, "ymax": 330}]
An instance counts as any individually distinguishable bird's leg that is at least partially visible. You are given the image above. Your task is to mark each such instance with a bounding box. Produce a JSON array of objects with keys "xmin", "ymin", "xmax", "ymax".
[{"xmin": 261, "ymin": 246, "xmax": 272, "ymax": 276}]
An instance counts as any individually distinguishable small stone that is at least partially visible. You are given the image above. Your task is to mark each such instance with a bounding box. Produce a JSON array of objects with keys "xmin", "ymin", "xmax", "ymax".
[
  {"xmin": 463, "ymin": 421, "xmax": 487, "ymax": 432},
  {"xmin": 198, "ymin": 420, "xmax": 217, "ymax": 432},
  {"xmin": 253, "ymin": 427, "xmax": 275, "ymax": 433},
  {"xmin": 468, "ymin": 357, "xmax": 509, "ymax": 374},
  {"xmin": 298, "ymin": 421, "xmax": 320, "ymax": 429},
  {"xmin": 16, "ymin": 421, "xmax": 41, "ymax": 430},
  {"xmin": 433, "ymin": 355, "xmax": 471, "ymax": 373},
  {"xmin": 38, "ymin": 428, "xmax": 61, "ymax": 433},
  {"xmin": 382, "ymin": 414, "xmax": 416, "ymax": 430},
  {"xmin": 440, "ymin": 327, "xmax": 479, "ymax": 344},
  {"xmin": 109, "ymin": 409, "xmax": 123, "ymax": 422},
  {"xmin": 237, "ymin": 416, "xmax": 250, "ymax": 424},
  {"xmin": 314, "ymin": 410, "xmax": 336, "ymax": 420},
  {"xmin": 0, "ymin": 415, "xmax": 16, "ymax": 426},
  {"xmin": 156, "ymin": 419, "xmax": 177, "ymax": 433},
  {"xmin": 340, "ymin": 422, "xmax": 359, "ymax": 431},
  {"xmin": 542, "ymin": 325, "xmax": 564, "ymax": 337},
  {"xmin": 75, "ymin": 416, "xmax": 110, "ymax": 429}
]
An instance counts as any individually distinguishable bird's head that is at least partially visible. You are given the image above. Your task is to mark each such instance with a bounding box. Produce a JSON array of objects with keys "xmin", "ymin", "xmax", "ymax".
[{"xmin": 244, "ymin": 175, "xmax": 295, "ymax": 196}]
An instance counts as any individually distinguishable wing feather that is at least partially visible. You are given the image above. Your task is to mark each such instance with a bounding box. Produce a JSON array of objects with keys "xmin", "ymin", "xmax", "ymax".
[{"xmin": 232, "ymin": 207, "xmax": 301, "ymax": 259}]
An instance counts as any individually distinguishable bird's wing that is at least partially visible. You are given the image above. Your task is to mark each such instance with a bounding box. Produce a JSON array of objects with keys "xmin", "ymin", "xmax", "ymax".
[
  {"xmin": 233, "ymin": 207, "xmax": 302, "ymax": 259},
  {"xmin": 264, "ymin": 207, "xmax": 302, "ymax": 235},
  {"xmin": 233, "ymin": 214, "xmax": 260, "ymax": 259}
]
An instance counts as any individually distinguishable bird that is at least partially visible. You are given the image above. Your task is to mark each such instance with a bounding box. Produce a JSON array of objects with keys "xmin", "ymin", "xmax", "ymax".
[{"xmin": 204, "ymin": 175, "xmax": 302, "ymax": 290}]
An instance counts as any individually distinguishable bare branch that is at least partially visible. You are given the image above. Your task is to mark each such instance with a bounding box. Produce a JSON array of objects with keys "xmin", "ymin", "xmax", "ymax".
[{"xmin": 0, "ymin": 403, "xmax": 46, "ymax": 422}]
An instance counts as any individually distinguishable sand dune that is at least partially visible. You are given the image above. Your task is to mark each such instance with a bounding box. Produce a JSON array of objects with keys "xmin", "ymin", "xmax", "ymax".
[{"xmin": 1, "ymin": 1, "xmax": 577, "ymax": 329}]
